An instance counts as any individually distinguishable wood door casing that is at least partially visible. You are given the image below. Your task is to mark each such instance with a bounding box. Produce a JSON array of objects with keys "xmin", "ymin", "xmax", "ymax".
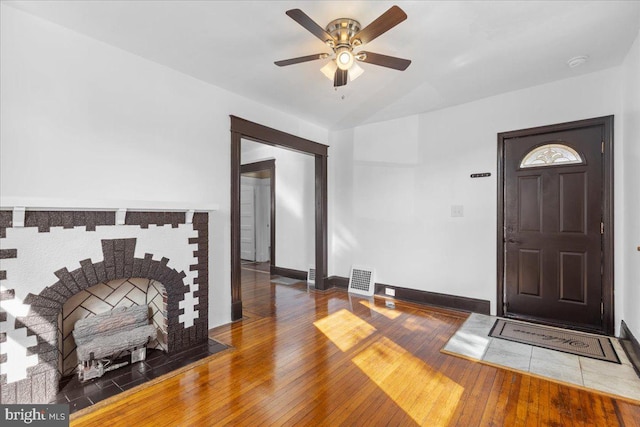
[
  {"xmin": 230, "ymin": 116, "xmax": 329, "ymax": 321},
  {"xmin": 498, "ymin": 116, "xmax": 614, "ymax": 335}
]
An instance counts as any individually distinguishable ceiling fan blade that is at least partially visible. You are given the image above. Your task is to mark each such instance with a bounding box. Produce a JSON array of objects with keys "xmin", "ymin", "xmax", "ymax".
[
  {"xmin": 358, "ymin": 51, "xmax": 411, "ymax": 71},
  {"xmin": 275, "ymin": 54, "xmax": 328, "ymax": 67},
  {"xmin": 350, "ymin": 5, "xmax": 407, "ymax": 45},
  {"xmin": 334, "ymin": 69, "xmax": 348, "ymax": 87},
  {"xmin": 286, "ymin": 9, "xmax": 334, "ymax": 44}
]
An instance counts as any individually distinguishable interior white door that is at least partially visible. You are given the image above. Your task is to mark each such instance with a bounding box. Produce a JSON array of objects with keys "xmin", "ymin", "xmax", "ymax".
[
  {"xmin": 255, "ymin": 178, "xmax": 271, "ymax": 262},
  {"xmin": 240, "ymin": 184, "xmax": 256, "ymax": 261}
]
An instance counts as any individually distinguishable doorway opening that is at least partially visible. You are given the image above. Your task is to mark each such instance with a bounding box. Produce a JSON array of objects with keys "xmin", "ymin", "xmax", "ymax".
[
  {"xmin": 240, "ymin": 159, "xmax": 275, "ymax": 269},
  {"xmin": 497, "ymin": 116, "xmax": 614, "ymax": 335},
  {"xmin": 230, "ymin": 116, "xmax": 328, "ymax": 321}
]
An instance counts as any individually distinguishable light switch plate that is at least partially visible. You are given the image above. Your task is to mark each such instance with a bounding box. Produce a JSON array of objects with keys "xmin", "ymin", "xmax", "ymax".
[{"xmin": 451, "ymin": 205, "xmax": 464, "ymax": 217}]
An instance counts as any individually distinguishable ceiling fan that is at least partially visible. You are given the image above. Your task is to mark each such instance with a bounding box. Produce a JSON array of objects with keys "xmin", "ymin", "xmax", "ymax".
[{"xmin": 275, "ymin": 5, "xmax": 411, "ymax": 87}]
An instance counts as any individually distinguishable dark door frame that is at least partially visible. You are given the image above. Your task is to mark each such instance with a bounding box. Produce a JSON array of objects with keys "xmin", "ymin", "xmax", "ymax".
[
  {"xmin": 231, "ymin": 116, "xmax": 328, "ymax": 321},
  {"xmin": 240, "ymin": 159, "xmax": 276, "ymax": 268},
  {"xmin": 496, "ymin": 115, "xmax": 614, "ymax": 335}
]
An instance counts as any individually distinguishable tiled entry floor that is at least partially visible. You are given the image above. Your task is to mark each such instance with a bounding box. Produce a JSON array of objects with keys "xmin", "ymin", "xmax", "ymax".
[
  {"xmin": 53, "ymin": 339, "xmax": 229, "ymax": 414},
  {"xmin": 443, "ymin": 313, "xmax": 640, "ymax": 403}
]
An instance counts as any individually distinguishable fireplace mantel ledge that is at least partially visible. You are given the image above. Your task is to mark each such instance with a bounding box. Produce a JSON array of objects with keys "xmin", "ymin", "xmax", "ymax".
[{"xmin": 0, "ymin": 197, "xmax": 219, "ymax": 226}]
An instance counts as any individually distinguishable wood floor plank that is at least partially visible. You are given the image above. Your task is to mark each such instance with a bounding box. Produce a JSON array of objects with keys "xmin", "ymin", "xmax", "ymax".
[
  {"xmin": 478, "ymin": 369, "xmax": 510, "ymax": 426},
  {"xmin": 69, "ymin": 264, "xmax": 640, "ymax": 426},
  {"xmin": 548, "ymin": 381, "xmax": 569, "ymax": 426},
  {"xmin": 423, "ymin": 355, "xmax": 473, "ymax": 426},
  {"xmin": 503, "ymin": 372, "xmax": 523, "ymax": 426},
  {"xmin": 588, "ymin": 392, "xmax": 614, "ymax": 427},
  {"xmin": 451, "ymin": 363, "xmax": 498, "ymax": 426},
  {"xmin": 514, "ymin": 374, "xmax": 532, "ymax": 426},
  {"xmin": 525, "ymin": 376, "xmax": 542, "ymax": 426},
  {"xmin": 615, "ymin": 400, "xmax": 640, "ymax": 427}
]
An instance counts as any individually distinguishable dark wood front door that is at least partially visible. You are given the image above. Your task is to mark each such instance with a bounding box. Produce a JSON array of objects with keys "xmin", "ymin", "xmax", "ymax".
[{"xmin": 499, "ymin": 116, "xmax": 614, "ymax": 334}]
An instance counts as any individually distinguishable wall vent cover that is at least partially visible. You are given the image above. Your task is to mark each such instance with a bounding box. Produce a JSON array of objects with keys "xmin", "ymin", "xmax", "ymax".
[
  {"xmin": 348, "ymin": 265, "xmax": 375, "ymax": 297},
  {"xmin": 307, "ymin": 267, "xmax": 316, "ymax": 286}
]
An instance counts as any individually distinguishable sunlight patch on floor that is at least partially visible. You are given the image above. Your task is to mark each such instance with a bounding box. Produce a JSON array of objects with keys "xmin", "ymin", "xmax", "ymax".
[
  {"xmin": 352, "ymin": 336, "xmax": 464, "ymax": 426},
  {"xmin": 314, "ymin": 307, "xmax": 465, "ymax": 425},
  {"xmin": 358, "ymin": 299, "xmax": 402, "ymax": 320},
  {"xmin": 401, "ymin": 316, "xmax": 434, "ymax": 332},
  {"xmin": 313, "ymin": 309, "xmax": 376, "ymax": 352}
]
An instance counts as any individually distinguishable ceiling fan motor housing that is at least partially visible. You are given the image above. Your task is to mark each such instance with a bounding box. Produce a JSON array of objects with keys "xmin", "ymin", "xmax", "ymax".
[{"xmin": 326, "ymin": 18, "xmax": 361, "ymax": 47}]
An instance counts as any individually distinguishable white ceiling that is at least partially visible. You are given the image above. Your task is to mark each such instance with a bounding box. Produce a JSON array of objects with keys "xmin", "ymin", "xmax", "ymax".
[{"xmin": 5, "ymin": 1, "xmax": 640, "ymax": 130}]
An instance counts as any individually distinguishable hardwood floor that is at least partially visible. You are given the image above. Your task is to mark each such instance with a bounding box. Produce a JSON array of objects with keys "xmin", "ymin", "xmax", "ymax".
[{"xmin": 71, "ymin": 267, "xmax": 640, "ymax": 426}]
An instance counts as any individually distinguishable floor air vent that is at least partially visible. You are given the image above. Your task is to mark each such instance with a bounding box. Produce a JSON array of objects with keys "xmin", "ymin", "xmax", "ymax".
[
  {"xmin": 307, "ymin": 267, "xmax": 316, "ymax": 286},
  {"xmin": 348, "ymin": 266, "xmax": 375, "ymax": 297}
]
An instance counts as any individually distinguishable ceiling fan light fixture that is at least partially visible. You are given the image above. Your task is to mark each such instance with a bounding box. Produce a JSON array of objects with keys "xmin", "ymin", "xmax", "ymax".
[
  {"xmin": 320, "ymin": 60, "xmax": 338, "ymax": 80},
  {"xmin": 336, "ymin": 47, "xmax": 354, "ymax": 70},
  {"xmin": 355, "ymin": 52, "xmax": 367, "ymax": 61},
  {"xmin": 349, "ymin": 61, "xmax": 364, "ymax": 81}
]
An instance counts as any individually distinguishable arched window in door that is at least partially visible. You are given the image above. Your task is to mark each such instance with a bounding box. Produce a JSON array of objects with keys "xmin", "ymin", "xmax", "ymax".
[{"xmin": 520, "ymin": 143, "xmax": 583, "ymax": 168}]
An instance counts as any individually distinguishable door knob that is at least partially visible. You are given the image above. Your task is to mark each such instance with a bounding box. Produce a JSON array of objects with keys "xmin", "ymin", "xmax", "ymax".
[{"xmin": 507, "ymin": 238, "xmax": 521, "ymax": 244}]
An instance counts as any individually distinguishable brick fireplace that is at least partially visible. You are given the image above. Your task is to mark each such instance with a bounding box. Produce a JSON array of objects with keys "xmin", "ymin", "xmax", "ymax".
[{"xmin": 0, "ymin": 209, "xmax": 210, "ymax": 404}]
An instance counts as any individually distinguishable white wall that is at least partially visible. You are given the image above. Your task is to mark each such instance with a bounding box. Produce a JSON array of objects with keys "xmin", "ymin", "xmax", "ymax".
[
  {"xmin": 241, "ymin": 141, "xmax": 316, "ymax": 272},
  {"xmin": 621, "ymin": 29, "xmax": 640, "ymax": 339},
  {"xmin": 330, "ymin": 68, "xmax": 625, "ymax": 328},
  {"xmin": 0, "ymin": 4, "xmax": 328, "ymax": 328}
]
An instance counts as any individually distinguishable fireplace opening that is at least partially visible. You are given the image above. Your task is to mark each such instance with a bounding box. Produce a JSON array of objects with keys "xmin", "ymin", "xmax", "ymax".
[{"xmin": 58, "ymin": 278, "xmax": 168, "ymax": 379}]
